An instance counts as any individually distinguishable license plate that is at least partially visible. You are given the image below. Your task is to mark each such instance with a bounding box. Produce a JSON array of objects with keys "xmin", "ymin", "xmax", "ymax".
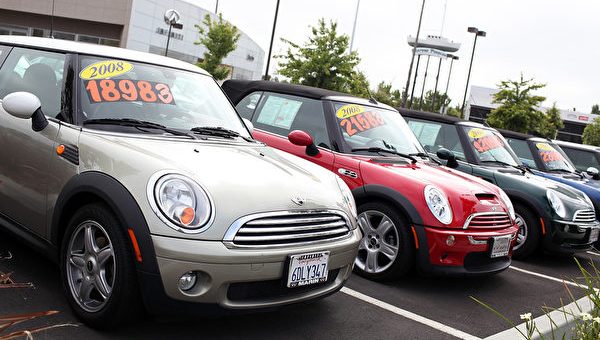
[
  {"xmin": 286, "ymin": 251, "xmax": 329, "ymax": 288},
  {"xmin": 490, "ymin": 235, "xmax": 512, "ymax": 258},
  {"xmin": 590, "ymin": 228, "xmax": 600, "ymax": 243}
]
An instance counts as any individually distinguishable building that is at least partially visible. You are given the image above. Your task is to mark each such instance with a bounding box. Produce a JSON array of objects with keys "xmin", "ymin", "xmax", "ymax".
[
  {"xmin": 0, "ymin": 0, "xmax": 265, "ymax": 80},
  {"xmin": 465, "ymin": 85, "xmax": 596, "ymax": 143}
]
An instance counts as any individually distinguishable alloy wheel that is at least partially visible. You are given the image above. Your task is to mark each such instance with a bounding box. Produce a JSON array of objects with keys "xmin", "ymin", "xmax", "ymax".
[
  {"xmin": 513, "ymin": 213, "xmax": 528, "ymax": 251},
  {"xmin": 355, "ymin": 210, "xmax": 400, "ymax": 274}
]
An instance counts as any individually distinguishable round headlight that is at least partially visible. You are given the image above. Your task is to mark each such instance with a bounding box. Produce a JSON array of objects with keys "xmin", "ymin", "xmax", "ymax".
[
  {"xmin": 152, "ymin": 173, "xmax": 212, "ymax": 232},
  {"xmin": 336, "ymin": 176, "xmax": 357, "ymax": 221},
  {"xmin": 498, "ymin": 188, "xmax": 516, "ymax": 221},
  {"xmin": 546, "ymin": 189, "xmax": 566, "ymax": 218},
  {"xmin": 424, "ymin": 185, "xmax": 453, "ymax": 225}
]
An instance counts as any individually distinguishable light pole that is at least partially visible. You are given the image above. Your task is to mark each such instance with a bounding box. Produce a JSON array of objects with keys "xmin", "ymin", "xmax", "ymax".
[
  {"xmin": 215, "ymin": 0, "xmax": 219, "ymax": 13},
  {"xmin": 418, "ymin": 55, "xmax": 431, "ymax": 110},
  {"xmin": 408, "ymin": 54, "xmax": 421, "ymax": 109},
  {"xmin": 163, "ymin": 9, "xmax": 183, "ymax": 57},
  {"xmin": 461, "ymin": 27, "xmax": 486, "ymax": 116},
  {"xmin": 441, "ymin": 54, "xmax": 458, "ymax": 115},
  {"xmin": 264, "ymin": 0, "xmax": 281, "ymax": 80},
  {"xmin": 401, "ymin": 0, "xmax": 426, "ymax": 107},
  {"xmin": 431, "ymin": 57, "xmax": 443, "ymax": 111},
  {"xmin": 349, "ymin": 0, "xmax": 360, "ymax": 52}
]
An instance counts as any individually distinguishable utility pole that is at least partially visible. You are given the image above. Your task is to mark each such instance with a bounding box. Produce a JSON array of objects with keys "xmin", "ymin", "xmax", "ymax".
[
  {"xmin": 401, "ymin": 0, "xmax": 426, "ymax": 107},
  {"xmin": 215, "ymin": 0, "xmax": 219, "ymax": 13},
  {"xmin": 431, "ymin": 57, "xmax": 443, "ymax": 112},
  {"xmin": 349, "ymin": 0, "xmax": 360, "ymax": 52},
  {"xmin": 441, "ymin": 55, "xmax": 458, "ymax": 115},
  {"xmin": 408, "ymin": 54, "xmax": 422, "ymax": 109},
  {"xmin": 418, "ymin": 55, "xmax": 431, "ymax": 110},
  {"xmin": 264, "ymin": 0, "xmax": 281, "ymax": 80},
  {"xmin": 461, "ymin": 27, "xmax": 486, "ymax": 116}
]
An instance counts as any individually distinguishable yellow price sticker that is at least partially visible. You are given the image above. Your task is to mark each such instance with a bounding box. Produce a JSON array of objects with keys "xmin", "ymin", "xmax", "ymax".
[
  {"xmin": 79, "ymin": 60, "xmax": 133, "ymax": 80},
  {"xmin": 536, "ymin": 142, "xmax": 554, "ymax": 151},
  {"xmin": 468, "ymin": 128, "xmax": 487, "ymax": 139},
  {"xmin": 336, "ymin": 104, "xmax": 366, "ymax": 119}
]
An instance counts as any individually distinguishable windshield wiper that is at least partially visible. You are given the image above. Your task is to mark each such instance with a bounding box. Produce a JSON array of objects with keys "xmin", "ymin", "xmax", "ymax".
[
  {"xmin": 83, "ymin": 118, "xmax": 195, "ymax": 139},
  {"xmin": 480, "ymin": 160, "xmax": 529, "ymax": 173},
  {"xmin": 352, "ymin": 147, "xmax": 417, "ymax": 163},
  {"xmin": 190, "ymin": 126, "xmax": 254, "ymax": 142}
]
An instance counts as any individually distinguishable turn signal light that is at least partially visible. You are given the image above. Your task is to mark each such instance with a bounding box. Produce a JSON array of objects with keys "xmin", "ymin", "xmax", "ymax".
[
  {"xmin": 56, "ymin": 144, "xmax": 65, "ymax": 155},
  {"xmin": 179, "ymin": 207, "xmax": 196, "ymax": 226}
]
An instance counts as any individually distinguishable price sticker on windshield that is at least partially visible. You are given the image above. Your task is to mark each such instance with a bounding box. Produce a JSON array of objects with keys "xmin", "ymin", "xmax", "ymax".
[
  {"xmin": 339, "ymin": 111, "xmax": 385, "ymax": 137},
  {"xmin": 468, "ymin": 128, "xmax": 487, "ymax": 139},
  {"xmin": 536, "ymin": 142, "xmax": 554, "ymax": 151},
  {"xmin": 336, "ymin": 104, "xmax": 366, "ymax": 119},
  {"xmin": 84, "ymin": 79, "xmax": 175, "ymax": 105},
  {"xmin": 80, "ymin": 60, "xmax": 133, "ymax": 80},
  {"xmin": 536, "ymin": 143, "xmax": 565, "ymax": 163}
]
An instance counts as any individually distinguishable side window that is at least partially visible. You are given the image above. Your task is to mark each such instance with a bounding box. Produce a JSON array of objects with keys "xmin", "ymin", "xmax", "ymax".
[
  {"xmin": 507, "ymin": 138, "xmax": 537, "ymax": 169},
  {"xmin": 252, "ymin": 92, "xmax": 331, "ymax": 149},
  {"xmin": 235, "ymin": 91, "xmax": 263, "ymax": 120},
  {"xmin": 562, "ymin": 147, "xmax": 600, "ymax": 172},
  {"xmin": 407, "ymin": 119, "xmax": 465, "ymax": 160},
  {"xmin": 0, "ymin": 47, "xmax": 66, "ymax": 117}
]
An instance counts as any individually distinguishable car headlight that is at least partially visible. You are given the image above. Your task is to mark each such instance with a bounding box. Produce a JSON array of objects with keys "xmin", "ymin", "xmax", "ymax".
[
  {"xmin": 336, "ymin": 176, "xmax": 357, "ymax": 222},
  {"xmin": 498, "ymin": 188, "xmax": 516, "ymax": 221},
  {"xmin": 424, "ymin": 185, "xmax": 453, "ymax": 225},
  {"xmin": 546, "ymin": 189, "xmax": 566, "ymax": 218},
  {"xmin": 149, "ymin": 173, "xmax": 212, "ymax": 232}
]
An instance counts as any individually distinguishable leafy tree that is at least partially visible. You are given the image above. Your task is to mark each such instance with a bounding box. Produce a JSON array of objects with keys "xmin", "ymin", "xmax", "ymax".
[
  {"xmin": 446, "ymin": 106, "xmax": 463, "ymax": 118},
  {"xmin": 583, "ymin": 118, "xmax": 600, "ymax": 146},
  {"xmin": 486, "ymin": 74, "xmax": 546, "ymax": 134},
  {"xmin": 537, "ymin": 103, "xmax": 564, "ymax": 139},
  {"xmin": 195, "ymin": 13, "xmax": 240, "ymax": 80},
  {"xmin": 372, "ymin": 82, "xmax": 401, "ymax": 107},
  {"xmin": 592, "ymin": 104, "xmax": 600, "ymax": 115},
  {"xmin": 276, "ymin": 19, "xmax": 363, "ymax": 95}
]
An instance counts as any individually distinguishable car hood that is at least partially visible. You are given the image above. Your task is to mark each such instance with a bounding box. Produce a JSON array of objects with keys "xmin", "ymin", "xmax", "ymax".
[{"xmin": 78, "ymin": 133, "xmax": 352, "ymax": 240}]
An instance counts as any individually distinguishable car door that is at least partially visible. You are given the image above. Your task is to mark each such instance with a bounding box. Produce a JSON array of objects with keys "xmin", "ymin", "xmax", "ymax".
[
  {"xmin": 238, "ymin": 91, "xmax": 336, "ymax": 171},
  {"xmin": 0, "ymin": 46, "xmax": 68, "ymax": 237}
]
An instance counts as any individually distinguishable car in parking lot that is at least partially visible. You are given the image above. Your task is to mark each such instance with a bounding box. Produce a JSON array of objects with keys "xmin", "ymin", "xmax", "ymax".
[
  {"xmin": 223, "ymin": 80, "xmax": 519, "ymax": 279},
  {"xmin": 554, "ymin": 139, "xmax": 600, "ymax": 174},
  {"xmin": 402, "ymin": 109, "xmax": 600, "ymax": 258},
  {"xmin": 0, "ymin": 36, "xmax": 361, "ymax": 328}
]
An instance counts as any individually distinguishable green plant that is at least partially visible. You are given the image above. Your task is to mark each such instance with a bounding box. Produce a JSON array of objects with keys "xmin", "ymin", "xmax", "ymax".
[
  {"xmin": 194, "ymin": 13, "xmax": 241, "ymax": 80},
  {"xmin": 583, "ymin": 117, "xmax": 600, "ymax": 146}
]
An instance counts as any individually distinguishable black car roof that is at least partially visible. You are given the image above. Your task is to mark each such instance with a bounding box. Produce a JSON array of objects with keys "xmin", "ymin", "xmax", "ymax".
[
  {"xmin": 497, "ymin": 128, "xmax": 550, "ymax": 143},
  {"xmin": 398, "ymin": 108, "xmax": 483, "ymax": 127}
]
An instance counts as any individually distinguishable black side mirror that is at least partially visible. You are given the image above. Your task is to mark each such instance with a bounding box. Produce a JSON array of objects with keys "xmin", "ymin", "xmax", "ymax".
[{"xmin": 436, "ymin": 148, "xmax": 458, "ymax": 168}]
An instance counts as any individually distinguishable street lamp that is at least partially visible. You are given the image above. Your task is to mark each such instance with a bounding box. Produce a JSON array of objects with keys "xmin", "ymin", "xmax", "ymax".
[
  {"xmin": 441, "ymin": 54, "xmax": 459, "ymax": 115},
  {"xmin": 264, "ymin": 0, "xmax": 281, "ymax": 80},
  {"xmin": 461, "ymin": 27, "xmax": 486, "ymax": 116},
  {"xmin": 349, "ymin": 0, "xmax": 360, "ymax": 52},
  {"xmin": 401, "ymin": 0, "xmax": 426, "ymax": 107},
  {"xmin": 164, "ymin": 9, "xmax": 183, "ymax": 57}
]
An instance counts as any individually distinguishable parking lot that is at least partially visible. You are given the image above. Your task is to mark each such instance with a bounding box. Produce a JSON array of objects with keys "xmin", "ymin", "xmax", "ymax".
[{"xmin": 0, "ymin": 228, "xmax": 596, "ymax": 340}]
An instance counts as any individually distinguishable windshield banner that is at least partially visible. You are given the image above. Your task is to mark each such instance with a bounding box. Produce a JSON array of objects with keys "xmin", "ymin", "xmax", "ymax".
[
  {"xmin": 468, "ymin": 128, "xmax": 505, "ymax": 153},
  {"xmin": 535, "ymin": 143, "xmax": 565, "ymax": 164},
  {"xmin": 336, "ymin": 104, "xmax": 385, "ymax": 137},
  {"xmin": 84, "ymin": 79, "xmax": 175, "ymax": 105}
]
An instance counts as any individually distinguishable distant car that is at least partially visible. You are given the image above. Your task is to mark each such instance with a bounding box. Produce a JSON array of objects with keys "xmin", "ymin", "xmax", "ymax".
[
  {"xmin": 401, "ymin": 109, "xmax": 599, "ymax": 258},
  {"xmin": 223, "ymin": 79, "xmax": 519, "ymax": 278},
  {"xmin": 0, "ymin": 36, "xmax": 361, "ymax": 328},
  {"xmin": 554, "ymin": 140, "xmax": 600, "ymax": 175},
  {"xmin": 499, "ymin": 130, "xmax": 600, "ymax": 214}
]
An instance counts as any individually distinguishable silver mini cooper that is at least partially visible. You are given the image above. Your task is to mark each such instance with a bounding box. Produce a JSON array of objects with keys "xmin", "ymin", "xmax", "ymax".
[{"xmin": 0, "ymin": 36, "xmax": 360, "ymax": 328}]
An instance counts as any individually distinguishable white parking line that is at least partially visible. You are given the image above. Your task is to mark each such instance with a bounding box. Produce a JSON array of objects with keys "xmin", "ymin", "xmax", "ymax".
[
  {"xmin": 341, "ymin": 287, "xmax": 481, "ymax": 340},
  {"xmin": 509, "ymin": 266, "xmax": 589, "ymax": 290}
]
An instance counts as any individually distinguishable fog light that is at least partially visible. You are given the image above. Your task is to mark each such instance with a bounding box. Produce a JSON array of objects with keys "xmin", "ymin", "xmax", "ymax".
[
  {"xmin": 178, "ymin": 272, "xmax": 197, "ymax": 292},
  {"xmin": 446, "ymin": 235, "xmax": 455, "ymax": 246}
]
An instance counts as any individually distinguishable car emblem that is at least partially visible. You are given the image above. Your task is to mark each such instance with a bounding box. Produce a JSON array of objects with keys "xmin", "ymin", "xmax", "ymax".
[
  {"xmin": 491, "ymin": 206, "xmax": 498, "ymax": 212},
  {"xmin": 291, "ymin": 197, "xmax": 306, "ymax": 206}
]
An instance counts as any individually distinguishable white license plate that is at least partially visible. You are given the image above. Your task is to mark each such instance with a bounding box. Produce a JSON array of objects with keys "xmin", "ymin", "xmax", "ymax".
[
  {"xmin": 590, "ymin": 228, "xmax": 600, "ymax": 243},
  {"xmin": 490, "ymin": 235, "xmax": 512, "ymax": 258},
  {"xmin": 287, "ymin": 251, "xmax": 329, "ymax": 288}
]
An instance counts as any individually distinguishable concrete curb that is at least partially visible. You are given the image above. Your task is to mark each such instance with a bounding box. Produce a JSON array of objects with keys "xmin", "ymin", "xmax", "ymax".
[{"xmin": 485, "ymin": 295, "xmax": 594, "ymax": 340}]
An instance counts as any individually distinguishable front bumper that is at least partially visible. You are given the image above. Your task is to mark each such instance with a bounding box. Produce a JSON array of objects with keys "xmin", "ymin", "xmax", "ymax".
[
  {"xmin": 413, "ymin": 224, "xmax": 519, "ymax": 276},
  {"xmin": 144, "ymin": 228, "xmax": 360, "ymax": 311},
  {"xmin": 542, "ymin": 220, "xmax": 600, "ymax": 253}
]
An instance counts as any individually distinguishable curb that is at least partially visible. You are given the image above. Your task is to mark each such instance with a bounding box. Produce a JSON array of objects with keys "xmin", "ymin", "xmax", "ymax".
[{"xmin": 485, "ymin": 295, "xmax": 594, "ymax": 339}]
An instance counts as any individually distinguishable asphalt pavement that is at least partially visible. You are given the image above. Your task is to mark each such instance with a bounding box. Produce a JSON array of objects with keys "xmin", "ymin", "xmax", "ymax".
[{"xmin": 0, "ymin": 228, "xmax": 597, "ymax": 339}]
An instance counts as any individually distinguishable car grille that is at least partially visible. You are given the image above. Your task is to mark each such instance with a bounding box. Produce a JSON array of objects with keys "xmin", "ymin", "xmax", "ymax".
[
  {"xmin": 224, "ymin": 211, "xmax": 351, "ymax": 248},
  {"xmin": 464, "ymin": 212, "xmax": 512, "ymax": 229},
  {"xmin": 573, "ymin": 209, "xmax": 596, "ymax": 224}
]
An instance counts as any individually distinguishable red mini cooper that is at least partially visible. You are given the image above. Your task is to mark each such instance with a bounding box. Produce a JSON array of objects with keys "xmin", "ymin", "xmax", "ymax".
[{"xmin": 223, "ymin": 80, "xmax": 519, "ymax": 279}]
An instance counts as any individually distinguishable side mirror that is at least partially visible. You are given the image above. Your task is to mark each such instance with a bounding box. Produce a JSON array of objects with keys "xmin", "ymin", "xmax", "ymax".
[
  {"xmin": 436, "ymin": 148, "xmax": 458, "ymax": 168},
  {"xmin": 242, "ymin": 118, "xmax": 254, "ymax": 134},
  {"xmin": 587, "ymin": 167, "xmax": 600, "ymax": 180},
  {"xmin": 288, "ymin": 130, "xmax": 319, "ymax": 156},
  {"xmin": 2, "ymin": 92, "xmax": 48, "ymax": 132}
]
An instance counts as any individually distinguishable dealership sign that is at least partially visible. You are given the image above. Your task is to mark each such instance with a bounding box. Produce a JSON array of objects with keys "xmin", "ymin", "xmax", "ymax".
[{"xmin": 416, "ymin": 47, "xmax": 448, "ymax": 59}]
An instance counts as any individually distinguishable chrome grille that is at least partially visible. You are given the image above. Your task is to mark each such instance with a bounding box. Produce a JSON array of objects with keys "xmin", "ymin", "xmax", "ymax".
[
  {"xmin": 464, "ymin": 212, "xmax": 512, "ymax": 229},
  {"xmin": 225, "ymin": 211, "xmax": 351, "ymax": 248},
  {"xmin": 573, "ymin": 209, "xmax": 596, "ymax": 224}
]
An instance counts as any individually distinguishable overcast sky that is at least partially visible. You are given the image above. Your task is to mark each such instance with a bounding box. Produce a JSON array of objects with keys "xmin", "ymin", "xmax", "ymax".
[{"xmin": 189, "ymin": 0, "xmax": 599, "ymax": 112}]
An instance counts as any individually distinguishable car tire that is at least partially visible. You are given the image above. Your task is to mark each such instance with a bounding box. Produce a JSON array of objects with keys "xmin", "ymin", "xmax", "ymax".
[
  {"xmin": 60, "ymin": 203, "xmax": 141, "ymax": 329},
  {"xmin": 512, "ymin": 203, "xmax": 540, "ymax": 259},
  {"xmin": 354, "ymin": 201, "xmax": 414, "ymax": 280}
]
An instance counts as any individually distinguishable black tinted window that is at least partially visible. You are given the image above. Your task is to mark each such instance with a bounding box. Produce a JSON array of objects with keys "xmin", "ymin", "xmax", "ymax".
[
  {"xmin": 407, "ymin": 118, "xmax": 466, "ymax": 160},
  {"xmin": 507, "ymin": 138, "xmax": 537, "ymax": 169},
  {"xmin": 561, "ymin": 147, "xmax": 600, "ymax": 172}
]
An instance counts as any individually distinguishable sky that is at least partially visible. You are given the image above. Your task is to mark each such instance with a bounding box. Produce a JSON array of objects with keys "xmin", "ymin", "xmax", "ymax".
[{"xmin": 188, "ymin": 0, "xmax": 600, "ymax": 112}]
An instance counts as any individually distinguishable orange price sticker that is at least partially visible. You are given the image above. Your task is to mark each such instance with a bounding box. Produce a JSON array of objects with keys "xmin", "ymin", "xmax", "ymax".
[
  {"xmin": 472, "ymin": 135, "xmax": 504, "ymax": 153},
  {"xmin": 84, "ymin": 79, "xmax": 175, "ymax": 105},
  {"xmin": 339, "ymin": 111, "xmax": 385, "ymax": 137}
]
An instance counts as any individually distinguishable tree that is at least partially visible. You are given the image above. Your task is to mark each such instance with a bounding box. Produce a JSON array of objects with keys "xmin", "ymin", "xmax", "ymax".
[
  {"xmin": 372, "ymin": 82, "xmax": 401, "ymax": 108},
  {"xmin": 486, "ymin": 74, "xmax": 546, "ymax": 134},
  {"xmin": 592, "ymin": 104, "xmax": 600, "ymax": 115},
  {"xmin": 583, "ymin": 118, "xmax": 600, "ymax": 146},
  {"xmin": 276, "ymin": 19, "xmax": 364, "ymax": 95},
  {"xmin": 537, "ymin": 103, "xmax": 564, "ymax": 139},
  {"xmin": 195, "ymin": 13, "xmax": 240, "ymax": 80},
  {"xmin": 446, "ymin": 106, "xmax": 463, "ymax": 118},
  {"xmin": 411, "ymin": 91, "xmax": 451, "ymax": 113}
]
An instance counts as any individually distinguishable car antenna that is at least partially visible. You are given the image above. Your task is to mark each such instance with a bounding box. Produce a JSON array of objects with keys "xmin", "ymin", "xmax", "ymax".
[{"xmin": 366, "ymin": 87, "xmax": 378, "ymax": 105}]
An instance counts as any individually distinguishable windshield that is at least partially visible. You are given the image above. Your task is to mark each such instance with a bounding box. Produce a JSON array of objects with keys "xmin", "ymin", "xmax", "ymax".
[
  {"xmin": 78, "ymin": 57, "xmax": 249, "ymax": 137},
  {"xmin": 461, "ymin": 126, "xmax": 519, "ymax": 166},
  {"xmin": 533, "ymin": 142, "xmax": 576, "ymax": 172},
  {"xmin": 334, "ymin": 102, "xmax": 425, "ymax": 155}
]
